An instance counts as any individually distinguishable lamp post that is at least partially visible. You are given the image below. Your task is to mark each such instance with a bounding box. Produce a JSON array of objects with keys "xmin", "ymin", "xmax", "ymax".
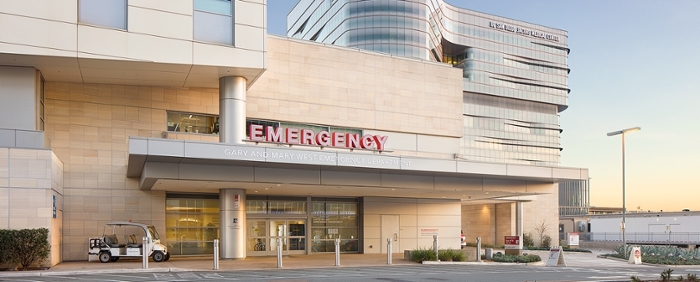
[{"xmin": 607, "ymin": 127, "xmax": 640, "ymax": 255}]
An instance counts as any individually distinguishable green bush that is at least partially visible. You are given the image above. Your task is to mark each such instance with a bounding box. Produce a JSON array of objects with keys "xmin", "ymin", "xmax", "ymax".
[
  {"xmin": 542, "ymin": 235, "xmax": 552, "ymax": 248},
  {"xmin": 437, "ymin": 249, "xmax": 466, "ymax": 262},
  {"xmin": 0, "ymin": 228, "xmax": 50, "ymax": 270},
  {"xmin": 610, "ymin": 245, "xmax": 700, "ymax": 265},
  {"xmin": 464, "ymin": 242, "xmax": 505, "ymax": 249},
  {"xmin": 524, "ymin": 246, "xmax": 592, "ymax": 253},
  {"xmin": 411, "ymin": 248, "xmax": 465, "ymax": 263},
  {"xmin": 411, "ymin": 248, "xmax": 437, "ymax": 263},
  {"xmin": 491, "ymin": 252, "xmax": 541, "ymax": 263},
  {"xmin": 523, "ymin": 232, "xmax": 534, "ymax": 248},
  {"xmin": 0, "ymin": 229, "xmax": 10, "ymax": 265}
]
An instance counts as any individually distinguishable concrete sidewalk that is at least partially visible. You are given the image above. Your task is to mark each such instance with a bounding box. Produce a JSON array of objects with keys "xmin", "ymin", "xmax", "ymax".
[
  {"xmin": 0, "ymin": 249, "xmax": 632, "ymax": 278},
  {"xmin": 0, "ymin": 253, "xmax": 417, "ymax": 277}
]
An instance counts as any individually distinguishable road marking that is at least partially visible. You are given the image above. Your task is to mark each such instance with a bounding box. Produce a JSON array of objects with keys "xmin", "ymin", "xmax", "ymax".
[{"xmin": 153, "ymin": 273, "xmax": 176, "ymax": 280}]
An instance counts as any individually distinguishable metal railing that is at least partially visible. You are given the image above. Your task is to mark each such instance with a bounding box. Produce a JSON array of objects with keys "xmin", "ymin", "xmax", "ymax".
[{"xmin": 563, "ymin": 232, "xmax": 700, "ymax": 245}]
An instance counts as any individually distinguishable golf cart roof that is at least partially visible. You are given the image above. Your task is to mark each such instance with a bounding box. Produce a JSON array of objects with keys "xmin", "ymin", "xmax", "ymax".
[{"xmin": 106, "ymin": 221, "xmax": 153, "ymax": 229}]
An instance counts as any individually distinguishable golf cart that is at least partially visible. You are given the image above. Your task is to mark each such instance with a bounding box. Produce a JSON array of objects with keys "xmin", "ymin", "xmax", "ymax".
[{"xmin": 88, "ymin": 221, "xmax": 170, "ymax": 263}]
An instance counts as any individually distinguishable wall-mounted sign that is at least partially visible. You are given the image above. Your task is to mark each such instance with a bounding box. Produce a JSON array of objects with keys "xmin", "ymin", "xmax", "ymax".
[
  {"xmin": 568, "ymin": 232, "xmax": 579, "ymax": 246},
  {"xmin": 249, "ymin": 125, "xmax": 389, "ymax": 151},
  {"xmin": 233, "ymin": 194, "xmax": 240, "ymax": 209},
  {"xmin": 420, "ymin": 228, "xmax": 439, "ymax": 236},
  {"xmin": 52, "ymin": 195, "xmax": 56, "ymax": 219},
  {"xmin": 489, "ymin": 21, "xmax": 560, "ymax": 42}
]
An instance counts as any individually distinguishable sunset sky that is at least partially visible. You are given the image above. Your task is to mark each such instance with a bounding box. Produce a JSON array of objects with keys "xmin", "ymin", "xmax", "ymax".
[{"xmin": 266, "ymin": 0, "xmax": 700, "ymax": 212}]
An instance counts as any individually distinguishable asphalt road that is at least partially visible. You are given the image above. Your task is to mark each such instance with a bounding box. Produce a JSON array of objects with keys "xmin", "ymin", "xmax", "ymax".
[{"xmin": 4, "ymin": 264, "xmax": 699, "ymax": 282}]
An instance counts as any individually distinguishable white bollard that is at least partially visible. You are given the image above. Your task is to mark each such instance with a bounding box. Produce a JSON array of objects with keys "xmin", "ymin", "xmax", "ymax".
[
  {"xmin": 276, "ymin": 238, "xmax": 283, "ymax": 268},
  {"xmin": 335, "ymin": 238, "xmax": 340, "ymax": 266},
  {"xmin": 213, "ymin": 239, "xmax": 219, "ymax": 270},
  {"xmin": 142, "ymin": 236, "xmax": 149, "ymax": 269},
  {"xmin": 387, "ymin": 238, "xmax": 392, "ymax": 265},
  {"xmin": 433, "ymin": 235, "xmax": 439, "ymax": 260},
  {"xmin": 476, "ymin": 237, "xmax": 482, "ymax": 262}
]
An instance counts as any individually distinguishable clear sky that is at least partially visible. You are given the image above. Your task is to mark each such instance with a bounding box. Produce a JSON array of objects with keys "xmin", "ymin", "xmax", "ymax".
[{"xmin": 266, "ymin": 0, "xmax": 700, "ymax": 212}]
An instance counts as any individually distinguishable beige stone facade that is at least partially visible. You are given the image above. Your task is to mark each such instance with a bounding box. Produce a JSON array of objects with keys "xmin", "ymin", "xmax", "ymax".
[
  {"xmin": 251, "ymin": 37, "xmax": 464, "ymax": 139},
  {"xmin": 1, "ymin": 1, "xmax": 586, "ymax": 266},
  {"xmin": 40, "ymin": 37, "xmax": 466, "ymax": 261},
  {"xmin": 461, "ymin": 185, "xmax": 559, "ymax": 247},
  {"xmin": 0, "ymin": 147, "xmax": 63, "ymax": 266}
]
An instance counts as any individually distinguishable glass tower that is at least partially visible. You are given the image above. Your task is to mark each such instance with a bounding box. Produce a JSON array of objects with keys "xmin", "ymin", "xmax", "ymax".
[
  {"xmin": 288, "ymin": 0, "xmax": 569, "ymax": 166},
  {"xmin": 559, "ymin": 180, "xmax": 590, "ymax": 216}
]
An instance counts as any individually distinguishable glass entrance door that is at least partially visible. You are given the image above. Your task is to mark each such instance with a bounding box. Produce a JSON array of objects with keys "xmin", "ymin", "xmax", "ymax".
[{"xmin": 247, "ymin": 219, "xmax": 306, "ymax": 256}]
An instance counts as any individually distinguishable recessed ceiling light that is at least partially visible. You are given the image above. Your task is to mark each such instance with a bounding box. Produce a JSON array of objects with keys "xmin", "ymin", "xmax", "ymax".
[
  {"xmin": 254, "ymin": 190, "xmax": 258, "ymax": 193},
  {"xmin": 277, "ymin": 184, "xmax": 281, "ymax": 187}
]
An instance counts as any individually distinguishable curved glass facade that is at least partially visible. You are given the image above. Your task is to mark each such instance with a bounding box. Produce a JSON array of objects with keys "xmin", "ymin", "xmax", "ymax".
[
  {"xmin": 559, "ymin": 180, "xmax": 590, "ymax": 216},
  {"xmin": 289, "ymin": 0, "xmax": 569, "ymax": 166}
]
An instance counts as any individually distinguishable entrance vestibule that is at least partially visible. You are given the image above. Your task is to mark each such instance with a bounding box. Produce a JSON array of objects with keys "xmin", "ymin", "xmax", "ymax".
[{"xmin": 247, "ymin": 219, "xmax": 307, "ymax": 256}]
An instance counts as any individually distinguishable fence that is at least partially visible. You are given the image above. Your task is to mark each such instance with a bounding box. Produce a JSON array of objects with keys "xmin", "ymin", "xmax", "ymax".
[{"xmin": 563, "ymin": 232, "xmax": 700, "ymax": 245}]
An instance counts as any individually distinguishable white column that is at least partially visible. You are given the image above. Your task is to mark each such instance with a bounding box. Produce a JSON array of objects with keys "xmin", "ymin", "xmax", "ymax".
[
  {"xmin": 219, "ymin": 76, "xmax": 246, "ymax": 144},
  {"xmin": 516, "ymin": 201, "xmax": 523, "ymax": 239},
  {"xmin": 220, "ymin": 189, "xmax": 246, "ymax": 259}
]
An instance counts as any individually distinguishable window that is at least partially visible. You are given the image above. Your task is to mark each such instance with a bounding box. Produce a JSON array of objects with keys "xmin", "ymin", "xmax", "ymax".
[
  {"xmin": 79, "ymin": 0, "xmax": 127, "ymax": 30},
  {"xmin": 194, "ymin": 0, "xmax": 233, "ymax": 45},
  {"xmin": 165, "ymin": 194, "xmax": 220, "ymax": 255},
  {"xmin": 311, "ymin": 198, "xmax": 359, "ymax": 253},
  {"xmin": 245, "ymin": 196, "xmax": 307, "ymax": 215},
  {"xmin": 167, "ymin": 112, "xmax": 218, "ymax": 134}
]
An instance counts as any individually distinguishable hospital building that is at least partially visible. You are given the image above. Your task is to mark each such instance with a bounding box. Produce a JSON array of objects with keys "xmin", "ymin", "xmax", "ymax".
[{"xmin": 0, "ymin": 0, "xmax": 587, "ymax": 264}]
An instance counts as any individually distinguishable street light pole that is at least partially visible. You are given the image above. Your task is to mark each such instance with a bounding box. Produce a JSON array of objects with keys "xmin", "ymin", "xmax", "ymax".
[{"xmin": 607, "ymin": 127, "xmax": 640, "ymax": 256}]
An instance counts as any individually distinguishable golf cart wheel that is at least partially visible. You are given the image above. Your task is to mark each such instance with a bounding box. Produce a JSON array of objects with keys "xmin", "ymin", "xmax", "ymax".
[
  {"xmin": 163, "ymin": 252, "xmax": 170, "ymax": 261},
  {"xmin": 152, "ymin": 251, "xmax": 165, "ymax": 262},
  {"xmin": 98, "ymin": 251, "xmax": 111, "ymax": 263}
]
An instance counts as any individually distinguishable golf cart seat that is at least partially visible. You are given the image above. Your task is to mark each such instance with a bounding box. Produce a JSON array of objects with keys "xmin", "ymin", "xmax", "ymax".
[
  {"xmin": 104, "ymin": 234, "xmax": 126, "ymax": 248},
  {"xmin": 126, "ymin": 234, "xmax": 142, "ymax": 248}
]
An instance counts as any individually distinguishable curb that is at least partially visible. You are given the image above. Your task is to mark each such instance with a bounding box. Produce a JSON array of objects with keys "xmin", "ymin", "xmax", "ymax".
[
  {"xmin": 0, "ymin": 267, "xmax": 190, "ymax": 278},
  {"xmin": 422, "ymin": 261, "xmax": 489, "ymax": 265}
]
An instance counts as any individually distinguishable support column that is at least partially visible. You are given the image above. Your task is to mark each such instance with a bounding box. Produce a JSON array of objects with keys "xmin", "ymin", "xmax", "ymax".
[
  {"xmin": 219, "ymin": 76, "xmax": 246, "ymax": 144},
  {"xmin": 516, "ymin": 201, "xmax": 523, "ymax": 240},
  {"xmin": 220, "ymin": 189, "xmax": 246, "ymax": 259},
  {"xmin": 505, "ymin": 201, "xmax": 524, "ymax": 255}
]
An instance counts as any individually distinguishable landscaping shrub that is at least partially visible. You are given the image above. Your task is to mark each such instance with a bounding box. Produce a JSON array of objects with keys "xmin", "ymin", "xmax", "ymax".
[
  {"xmin": 491, "ymin": 252, "xmax": 541, "ymax": 263},
  {"xmin": 464, "ymin": 242, "xmax": 505, "ymax": 249},
  {"xmin": 411, "ymin": 248, "xmax": 465, "ymax": 263},
  {"xmin": 437, "ymin": 249, "xmax": 466, "ymax": 262},
  {"xmin": 542, "ymin": 235, "xmax": 552, "ymax": 248},
  {"xmin": 610, "ymin": 245, "xmax": 700, "ymax": 265},
  {"xmin": 0, "ymin": 228, "xmax": 50, "ymax": 270},
  {"xmin": 523, "ymin": 232, "xmax": 534, "ymax": 248},
  {"xmin": 411, "ymin": 248, "xmax": 437, "ymax": 263},
  {"xmin": 0, "ymin": 229, "xmax": 9, "ymax": 265},
  {"xmin": 524, "ymin": 246, "xmax": 592, "ymax": 253}
]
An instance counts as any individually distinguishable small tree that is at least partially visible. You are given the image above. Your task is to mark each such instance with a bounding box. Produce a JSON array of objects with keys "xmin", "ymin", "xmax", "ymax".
[
  {"xmin": 534, "ymin": 220, "xmax": 549, "ymax": 247},
  {"xmin": 7, "ymin": 228, "xmax": 51, "ymax": 271}
]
